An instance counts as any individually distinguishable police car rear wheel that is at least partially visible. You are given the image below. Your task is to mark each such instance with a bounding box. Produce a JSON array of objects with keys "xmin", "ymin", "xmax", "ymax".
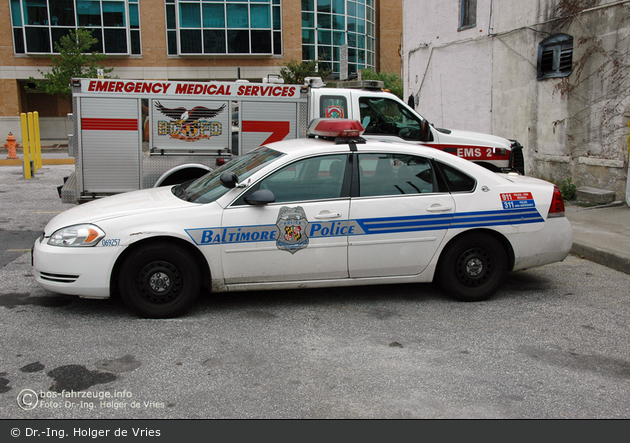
[
  {"xmin": 119, "ymin": 243, "xmax": 200, "ymax": 318},
  {"xmin": 437, "ymin": 233, "xmax": 507, "ymax": 302}
]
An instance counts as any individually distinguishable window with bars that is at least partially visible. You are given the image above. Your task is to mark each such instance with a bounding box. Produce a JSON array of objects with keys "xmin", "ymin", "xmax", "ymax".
[
  {"xmin": 537, "ymin": 34, "xmax": 573, "ymax": 79},
  {"xmin": 10, "ymin": 0, "xmax": 141, "ymax": 55},
  {"xmin": 165, "ymin": 0, "xmax": 282, "ymax": 56}
]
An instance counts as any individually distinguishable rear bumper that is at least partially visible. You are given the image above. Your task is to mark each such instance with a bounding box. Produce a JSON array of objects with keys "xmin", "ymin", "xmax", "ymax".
[{"xmin": 511, "ymin": 216, "xmax": 573, "ymax": 271}]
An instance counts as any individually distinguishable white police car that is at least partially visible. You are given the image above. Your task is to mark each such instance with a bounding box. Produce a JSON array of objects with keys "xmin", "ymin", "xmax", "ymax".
[{"xmin": 33, "ymin": 119, "xmax": 572, "ymax": 318}]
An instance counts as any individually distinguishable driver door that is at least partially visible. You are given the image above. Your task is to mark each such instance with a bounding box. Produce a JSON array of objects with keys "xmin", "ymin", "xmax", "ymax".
[{"xmin": 220, "ymin": 154, "xmax": 351, "ymax": 284}]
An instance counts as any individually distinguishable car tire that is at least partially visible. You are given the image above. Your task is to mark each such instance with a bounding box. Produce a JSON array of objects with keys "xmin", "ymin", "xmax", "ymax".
[
  {"xmin": 118, "ymin": 243, "xmax": 201, "ymax": 318},
  {"xmin": 437, "ymin": 233, "xmax": 507, "ymax": 302}
]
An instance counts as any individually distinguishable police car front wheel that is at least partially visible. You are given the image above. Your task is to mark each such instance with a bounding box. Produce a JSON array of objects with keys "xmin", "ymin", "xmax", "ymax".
[
  {"xmin": 118, "ymin": 243, "xmax": 201, "ymax": 318},
  {"xmin": 437, "ymin": 233, "xmax": 507, "ymax": 302}
]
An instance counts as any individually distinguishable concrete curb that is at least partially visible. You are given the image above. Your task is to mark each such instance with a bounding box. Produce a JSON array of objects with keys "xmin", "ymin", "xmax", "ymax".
[
  {"xmin": 571, "ymin": 243, "xmax": 630, "ymax": 275},
  {"xmin": 0, "ymin": 158, "xmax": 74, "ymax": 166}
]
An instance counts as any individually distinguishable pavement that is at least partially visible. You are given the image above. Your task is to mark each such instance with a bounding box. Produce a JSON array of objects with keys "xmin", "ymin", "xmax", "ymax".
[
  {"xmin": 564, "ymin": 201, "xmax": 630, "ymax": 275},
  {"xmin": 1, "ymin": 141, "xmax": 630, "ymax": 276}
]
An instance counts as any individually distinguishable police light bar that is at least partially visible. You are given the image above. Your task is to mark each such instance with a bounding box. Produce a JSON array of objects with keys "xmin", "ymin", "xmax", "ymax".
[
  {"xmin": 307, "ymin": 119, "xmax": 365, "ymax": 138},
  {"xmin": 337, "ymin": 80, "xmax": 385, "ymax": 90}
]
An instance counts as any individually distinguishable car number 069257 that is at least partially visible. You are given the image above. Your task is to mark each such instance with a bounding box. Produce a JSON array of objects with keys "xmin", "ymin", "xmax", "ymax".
[{"xmin": 101, "ymin": 239, "xmax": 120, "ymax": 247}]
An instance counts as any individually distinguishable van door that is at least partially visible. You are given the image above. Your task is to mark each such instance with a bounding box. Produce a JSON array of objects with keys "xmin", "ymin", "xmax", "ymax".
[{"xmin": 358, "ymin": 96, "xmax": 436, "ymax": 145}]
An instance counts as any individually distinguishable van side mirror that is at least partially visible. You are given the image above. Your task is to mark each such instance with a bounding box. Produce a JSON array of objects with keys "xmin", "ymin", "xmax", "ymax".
[
  {"xmin": 220, "ymin": 171, "xmax": 239, "ymax": 188},
  {"xmin": 420, "ymin": 119, "xmax": 432, "ymax": 142}
]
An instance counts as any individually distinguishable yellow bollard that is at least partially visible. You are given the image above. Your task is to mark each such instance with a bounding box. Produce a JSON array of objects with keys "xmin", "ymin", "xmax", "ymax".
[
  {"xmin": 20, "ymin": 113, "xmax": 31, "ymax": 179},
  {"xmin": 27, "ymin": 113, "xmax": 37, "ymax": 174},
  {"xmin": 34, "ymin": 111, "xmax": 42, "ymax": 169}
]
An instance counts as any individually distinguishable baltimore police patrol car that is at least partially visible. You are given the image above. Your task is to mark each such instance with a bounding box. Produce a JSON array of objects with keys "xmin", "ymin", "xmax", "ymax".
[{"xmin": 33, "ymin": 119, "xmax": 572, "ymax": 318}]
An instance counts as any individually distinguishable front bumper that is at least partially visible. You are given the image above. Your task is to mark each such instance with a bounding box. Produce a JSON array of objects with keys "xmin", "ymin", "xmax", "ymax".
[
  {"xmin": 32, "ymin": 237, "xmax": 121, "ymax": 299},
  {"xmin": 509, "ymin": 140, "xmax": 525, "ymax": 175}
]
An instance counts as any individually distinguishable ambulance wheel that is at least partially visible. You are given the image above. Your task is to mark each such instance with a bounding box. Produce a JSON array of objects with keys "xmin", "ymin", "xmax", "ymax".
[
  {"xmin": 437, "ymin": 233, "xmax": 507, "ymax": 302},
  {"xmin": 119, "ymin": 243, "xmax": 200, "ymax": 318}
]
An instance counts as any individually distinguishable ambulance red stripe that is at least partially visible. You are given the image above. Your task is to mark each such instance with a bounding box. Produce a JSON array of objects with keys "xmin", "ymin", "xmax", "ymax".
[
  {"xmin": 82, "ymin": 118, "xmax": 138, "ymax": 131},
  {"xmin": 437, "ymin": 144, "xmax": 511, "ymax": 161},
  {"xmin": 242, "ymin": 121, "xmax": 291, "ymax": 144}
]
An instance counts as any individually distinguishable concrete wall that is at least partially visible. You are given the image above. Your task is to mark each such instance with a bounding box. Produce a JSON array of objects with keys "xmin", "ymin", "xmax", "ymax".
[
  {"xmin": 403, "ymin": 0, "xmax": 630, "ymax": 198},
  {"xmin": 0, "ymin": 116, "xmax": 72, "ymax": 145},
  {"xmin": 404, "ymin": 0, "xmax": 494, "ymax": 133}
]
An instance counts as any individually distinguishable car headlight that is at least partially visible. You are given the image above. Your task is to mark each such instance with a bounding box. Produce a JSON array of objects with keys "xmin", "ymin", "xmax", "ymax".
[{"xmin": 47, "ymin": 224, "xmax": 105, "ymax": 247}]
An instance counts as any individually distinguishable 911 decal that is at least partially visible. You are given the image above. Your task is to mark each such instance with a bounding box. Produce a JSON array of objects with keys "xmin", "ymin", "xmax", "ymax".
[{"xmin": 501, "ymin": 192, "xmax": 535, "ymax": 209}]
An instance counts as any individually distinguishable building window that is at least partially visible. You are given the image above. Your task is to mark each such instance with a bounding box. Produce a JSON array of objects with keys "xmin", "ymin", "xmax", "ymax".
[
  {"xmin": 458, "ymin": 0, "xmax": 476, "ymax": 30},
  {"xmin": 301, "ymin": 0, "xmax": 376, "ymax": 78},
  {"xmin": 166, "ymin": 0, "xmax": 282, "ymax": 56},
  {"xmin": 537, "ymin": 34, "xmax": 573, "ymax": 79},
  {"xmin": 10, "ymin": 0, "xmax": 141, "ymax": 55}
]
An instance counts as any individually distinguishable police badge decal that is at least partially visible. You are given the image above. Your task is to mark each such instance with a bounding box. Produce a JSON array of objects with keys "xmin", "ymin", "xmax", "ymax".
[{"xmin": 276, "ymin": 207, "xmax": 309, "ymax": 254}]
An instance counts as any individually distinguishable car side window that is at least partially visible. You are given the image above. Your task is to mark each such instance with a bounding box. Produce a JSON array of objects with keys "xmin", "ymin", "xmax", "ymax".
[
  {"xmin": 436, "ymin": 161, "xmax": 477, "ymax": 193},
  {"xmin": 252, "ymin": 154, "xmax": 349, "ymax": 203},
  {"xmin": 358, "ymin": 154, "xmax": 435, "ymax": 197},
  {"xmin": 320, "ymin": 95, "xmax": 348, "ymax": 119}
]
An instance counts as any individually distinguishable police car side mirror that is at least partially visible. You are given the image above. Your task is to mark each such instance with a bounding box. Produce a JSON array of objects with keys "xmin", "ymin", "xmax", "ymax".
[
  {"xmin": 244, "ymin": 189, "xmax": 275, "ymax": 206},
  {"xmin": 220, "ymin": 171, "xmax": 239, "ymax": 189}
]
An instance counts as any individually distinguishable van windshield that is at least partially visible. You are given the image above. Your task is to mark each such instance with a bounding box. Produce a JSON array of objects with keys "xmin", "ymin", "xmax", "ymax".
[{"xmin": 173, "ymin": 147, "xmax": 284, "ymax": 203}]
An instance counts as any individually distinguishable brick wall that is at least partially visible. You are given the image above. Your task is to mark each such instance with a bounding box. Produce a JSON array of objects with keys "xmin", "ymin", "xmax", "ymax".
[
  {"xmin": 0, "ymin": 1, "xmax": 400, "ymax": 117},
  {"xmin": 376, "ymin": 0, "xmax": 403, "ymax": 75}
]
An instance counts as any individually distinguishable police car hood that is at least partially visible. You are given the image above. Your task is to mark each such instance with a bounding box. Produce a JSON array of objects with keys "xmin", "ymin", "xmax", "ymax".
[
  {"xmin": 45, "ymin": 187, "xmax": 195, "ymax": 232},
  {"xmin": 435, "ymin": 127, "xmax": 512, "ymax": 148}
]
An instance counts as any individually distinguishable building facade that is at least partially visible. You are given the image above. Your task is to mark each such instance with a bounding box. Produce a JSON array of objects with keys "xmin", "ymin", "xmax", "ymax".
[
  {"xmin": 403, "ymin": 0, "xmax": 630, "ymax": 199},
  {"xmin": 0, "ymin": 0, "xmax": 402, "ymax": 140}
]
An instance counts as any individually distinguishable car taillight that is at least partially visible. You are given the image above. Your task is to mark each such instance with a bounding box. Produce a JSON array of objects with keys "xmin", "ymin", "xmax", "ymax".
[{"xmin": 548, "ymin": 186, "xmax": 565, "ymax": 218}]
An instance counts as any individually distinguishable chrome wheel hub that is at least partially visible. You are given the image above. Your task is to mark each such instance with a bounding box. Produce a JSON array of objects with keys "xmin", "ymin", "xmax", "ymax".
[
  {"xmin": 466, "ymin": 258, "xmax": 484, "ymax": 277},
  {"xmin": 149, "ymin": 272, "xmax": 171, "ymax": 292}
]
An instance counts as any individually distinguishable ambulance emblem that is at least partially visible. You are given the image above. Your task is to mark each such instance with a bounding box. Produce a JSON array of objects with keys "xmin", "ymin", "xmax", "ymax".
[
  {"xmin": 325, "ymin": 105, "xmax": 344, "ymax": 118},
  {"xmin": 155, "ymin": 101, "xmax": 225, "ymax": 142},
  {"xmin": 276, "ymin": 206, "xmax": 309, "ymax": 254}
]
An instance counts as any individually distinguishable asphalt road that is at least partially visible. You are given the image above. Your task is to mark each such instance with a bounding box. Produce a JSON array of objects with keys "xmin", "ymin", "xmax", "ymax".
[{"xmin": 0, "ymin": 165, "xmax": 629, "ymax": 419}]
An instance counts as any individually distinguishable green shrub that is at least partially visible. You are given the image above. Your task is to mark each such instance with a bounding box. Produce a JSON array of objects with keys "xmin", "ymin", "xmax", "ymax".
[{"xmin": 560, "ymin": 177, "xmax": 577, "ymax": 200}]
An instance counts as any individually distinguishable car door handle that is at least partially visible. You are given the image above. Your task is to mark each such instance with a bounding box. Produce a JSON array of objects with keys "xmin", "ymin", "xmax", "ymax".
[
  {"xmin": 426, "ymin": 205, "xmax": 453, "ymax": 213},
  {"xmin": 314, "ymin": 211, "xmax": 342, "ymax": 219}
]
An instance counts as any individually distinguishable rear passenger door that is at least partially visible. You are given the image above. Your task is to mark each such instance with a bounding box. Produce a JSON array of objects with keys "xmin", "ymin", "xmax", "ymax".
[{"xmin": 348, "ymin": 153, "xmax": 455, "ymax": 278}]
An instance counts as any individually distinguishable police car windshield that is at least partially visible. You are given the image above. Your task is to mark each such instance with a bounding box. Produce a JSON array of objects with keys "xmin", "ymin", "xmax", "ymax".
[{"xmin": 174, "ymin": 147, "xmax": 284, "ymax": 203}]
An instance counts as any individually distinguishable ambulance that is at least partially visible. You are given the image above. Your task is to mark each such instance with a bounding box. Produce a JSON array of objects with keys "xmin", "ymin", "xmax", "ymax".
[{"xmin": 60, "ymin": 77, "xmax": 524, "ymax": 204}]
